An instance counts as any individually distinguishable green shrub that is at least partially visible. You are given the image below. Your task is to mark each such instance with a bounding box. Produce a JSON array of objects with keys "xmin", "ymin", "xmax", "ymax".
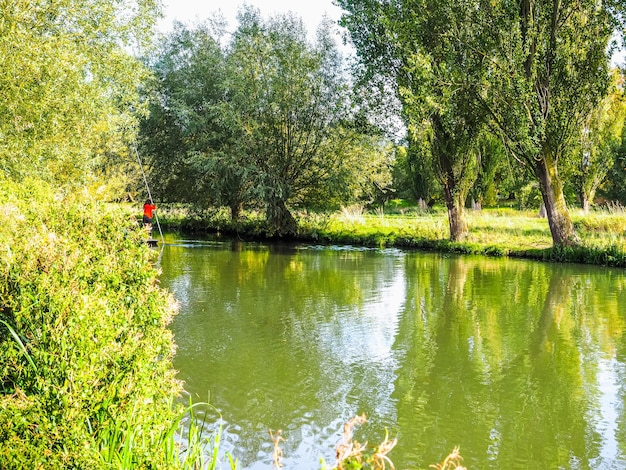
[{"xmin": 0, "ymin": 179, "xmax": 185, "ymax": 468}]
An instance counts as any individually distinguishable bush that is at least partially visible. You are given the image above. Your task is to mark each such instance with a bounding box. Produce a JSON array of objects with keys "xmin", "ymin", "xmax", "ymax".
[{"xmin": 0, "ymin": 179, "xmax": 183, "ymax": 468}]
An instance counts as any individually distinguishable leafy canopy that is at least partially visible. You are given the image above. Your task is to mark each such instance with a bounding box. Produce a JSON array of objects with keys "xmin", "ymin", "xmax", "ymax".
[{"xmin": 0, "ymin": 0, "xmax": 160, "ymax": 186}]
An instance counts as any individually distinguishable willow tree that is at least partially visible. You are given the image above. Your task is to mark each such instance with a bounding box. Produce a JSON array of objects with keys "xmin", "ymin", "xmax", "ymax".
[
  {"xmin": 479, "ymin": 0, "xmax": 625, "ymax": 245},
  {"xmin": 227, "ymin": 7, "xmax": 350, "ymax": 236},
  {"xmin": 0, "ymin": 0, "xmax": 159, "ymax": 186},
  {"xmin": 338, "ymin": 0, "xmax": 490, "ymax": 241},
  {"xmin": 140, "ymin": 21, "xmax": 252, "ymax": 222}
]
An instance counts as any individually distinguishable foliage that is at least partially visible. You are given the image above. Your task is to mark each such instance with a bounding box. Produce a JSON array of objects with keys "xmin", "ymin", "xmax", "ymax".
[
  {"xmin": 308, "ymin": 125, "xmax": 396, "ymax": 210},
  {"xmin": 601, "ymin": 96, "xmax": 626, "ymax": 205},
  {"xmin": 267, "ymin": 413, "xmax": 465, "ymax": 470},
  {"xmin": 140, "ymin": 19, "xmax": 253, "ymax": 221},
  {"xmin": 471, "ymin": 134, "xmax": 512, "ymax": 208},
  {"xmin": 141, "ymin": 10, "xmax": 391, "ymax": 234},
  {"xmin": 338, "ymin": 0, "xmax": 491, "ymax": 242},
  {"xmin": 604, "ymin": 156, "xmax": 626, "ymax": 204},
  {"xmin": 0, "ymin": 0, "xmax": 159, "ymax": 187},
  {"xmin": 430, "ymin": 447, "xmax": 466, "ymax": 470},
  {"xmin": 325, "ymin": 414, "xmax": 397, "ymax": 470},
  {"xmin": 0, "ymin": 180, "xmax": 216, "ymax": 468},
  {"xmin": 224, "ymin": 7, "xmax": 352, "ymax": 235},
  {"xmin": 392, "ymin": 141, "xmax": 441, "ymax": 205},
  {"xmin": 568, "ymin": 69, "xmax": 626, "ymax": 212}
]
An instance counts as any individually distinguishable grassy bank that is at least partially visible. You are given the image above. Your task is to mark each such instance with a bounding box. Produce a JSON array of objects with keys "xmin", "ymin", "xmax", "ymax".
[
  {"xmin": 156, "ymin": 203, "xmax": 626, "ymax": 268},
  {"xmin": 0, "ymin": 180, "xmax": 216, "ymax": 469}
]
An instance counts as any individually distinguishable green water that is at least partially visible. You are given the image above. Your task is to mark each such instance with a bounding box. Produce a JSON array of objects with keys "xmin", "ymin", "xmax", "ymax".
[{"xmin": 158, "ymin": 233, "xmax": 626, "ymax": 469}]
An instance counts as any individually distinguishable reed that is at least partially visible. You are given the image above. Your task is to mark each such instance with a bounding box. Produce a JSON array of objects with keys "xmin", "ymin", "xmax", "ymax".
[{"xmin": 267, "ymin": 413, "xmax": 463, "ymax": 470}]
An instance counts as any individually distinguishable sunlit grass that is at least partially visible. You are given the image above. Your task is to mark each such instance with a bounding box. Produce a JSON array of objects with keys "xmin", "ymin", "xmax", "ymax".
[
  {"xmin": 464, "ymin": 209, "xmax": 553, "ymax": 251},
  {"xmin": 155, "ymin": 203, "xmax": 626, "ymax": 266}
]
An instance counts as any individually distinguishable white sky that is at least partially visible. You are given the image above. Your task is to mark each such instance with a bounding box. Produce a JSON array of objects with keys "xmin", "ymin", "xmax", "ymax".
[
  {"xmin": 157, "ymin": 0, "xmax": 345, "ymax": 37},
  {"xmin": 156, "ymin": 1, "xmax": 624, "ymax": 65}
]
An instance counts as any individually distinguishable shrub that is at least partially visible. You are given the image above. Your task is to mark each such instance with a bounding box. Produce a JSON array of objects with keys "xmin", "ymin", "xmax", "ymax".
[{"xmin": 0, "ymin": 179, "xmax": 183, "ymax": 468}]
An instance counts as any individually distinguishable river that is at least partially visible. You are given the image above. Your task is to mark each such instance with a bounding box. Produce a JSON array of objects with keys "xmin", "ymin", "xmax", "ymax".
[{"xmin": 157, "ymin": 233, "xmax": 626, "ymax": 469}]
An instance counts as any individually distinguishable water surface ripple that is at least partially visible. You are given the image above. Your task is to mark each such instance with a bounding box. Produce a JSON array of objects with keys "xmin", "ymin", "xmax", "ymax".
[{"xmin": 158, "ymin": 234, "xmax": 626, "ymax": 469}]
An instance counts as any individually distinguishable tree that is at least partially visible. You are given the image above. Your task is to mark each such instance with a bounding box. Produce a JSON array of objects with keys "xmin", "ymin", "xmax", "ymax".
[
  {"xmin": 226, "ymin": 8, "xmax": 351, "ymax": 235},
  {"xmin": 141, "ymin": 11, "xmax": 374, "ymax": 229},
  {"xmin": 321, "ymin": 125, "xmax": 396, "ymax": 209},
  {"xmin": 471, "ymin": 133, "xmax": 511, "ymax": 208},
  {"xmin": 479, "ymin": 0, "xmax": 624, "ymax": 244},
  {"xmin": 140, "ymin": 21, "xmax": 252, "ymax": 221},
  {"xmin": 0, "ymin": 0, "xmax": 159, "ymax": 186},
  {"xmin": 571, "ymin": 70, "xmax": 626, "ymax": 212},
  {"xmin": 338, "ymin": 0, "xmax": 490, "ymax": 241},
  {"xmin": 392, "ymin": 137, "xmax": 441, "ymax": 206},
  {"xmin": 604, "ymin": 125, "xmax": 626, "ymax": 205}
]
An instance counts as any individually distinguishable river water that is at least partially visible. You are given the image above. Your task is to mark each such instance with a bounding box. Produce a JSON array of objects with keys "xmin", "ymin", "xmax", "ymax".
[{"xmin": 158, "ymin": 233, "xmax": 626, "ymax": 469}]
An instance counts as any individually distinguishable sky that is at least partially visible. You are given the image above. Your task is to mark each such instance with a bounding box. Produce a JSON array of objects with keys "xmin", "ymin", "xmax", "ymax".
[
  {"xmin": 157, "ymin": 0, "xmax": 345, "ymax": 37},
  {"xmin": 156, "ymin": 1, "xmax": 625, "ymax": 65}
]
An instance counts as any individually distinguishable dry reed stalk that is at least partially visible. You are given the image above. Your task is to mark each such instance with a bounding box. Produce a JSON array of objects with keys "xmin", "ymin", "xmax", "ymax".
[
  {"xmin": 371, "ymin": 431, "xmax": 398, "ymax": 470},
  {"xmin": 430, "ymin": 446, "xmax": 466, "ymax": 470},
  {"xmin": 270, "ymin": 429, "xmax": 285, "ymax": 469},
  {"xmin": 335, "ymin": 414, "xmax": 368, "ymax": 468}
]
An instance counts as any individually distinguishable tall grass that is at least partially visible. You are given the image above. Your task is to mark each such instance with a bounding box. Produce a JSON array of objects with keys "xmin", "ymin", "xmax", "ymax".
[
  {"xmin": 338, "ymin": 205, "xmax": 367, "ymax": 225},
  {"xmin": 96, "ymin": 400, "xmax": 237, "ymax": 469}
]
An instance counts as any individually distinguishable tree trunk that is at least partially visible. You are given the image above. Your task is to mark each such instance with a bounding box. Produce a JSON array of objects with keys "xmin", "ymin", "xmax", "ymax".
[
  {"xmin": 266, "ymin": 198, "xmax": 297, "ymax": 237},
  {"xmin": 428, "ymin": 112, "xmax": 477, "ymax": 242},
  {"xmin": 534, "ymin": 154, "xmax": 579, "ymax": 246},
  {"xmin": 580, "ymin": 192, "xmax": 590, "ymax": 214},
  {"xmin": 580, "ymin": 183, "xmax": 597, "ymax": 214},
  {"xmin": 444, "ymin": 184, "xmax": 468, "ymax": 242},
  {"xmin": 230, "ymin": 201, "xmax": 243, "ymax": 223}
]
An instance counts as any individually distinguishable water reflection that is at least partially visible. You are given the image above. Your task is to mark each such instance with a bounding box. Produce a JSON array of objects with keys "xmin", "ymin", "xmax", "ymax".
[{"xmin": 158, "ymin": 235, "xmax": 626, "ymax": 469}]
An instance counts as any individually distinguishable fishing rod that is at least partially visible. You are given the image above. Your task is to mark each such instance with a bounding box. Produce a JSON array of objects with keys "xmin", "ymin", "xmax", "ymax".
[{"xmin": 133, "ymin": 143, "xmax": 165, "ymax": 247}]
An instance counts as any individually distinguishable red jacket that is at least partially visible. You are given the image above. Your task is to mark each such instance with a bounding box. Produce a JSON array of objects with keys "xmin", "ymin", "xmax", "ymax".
[{"xmin": 143, "ymin": 203, "xmax": 156, "ymax": 219}]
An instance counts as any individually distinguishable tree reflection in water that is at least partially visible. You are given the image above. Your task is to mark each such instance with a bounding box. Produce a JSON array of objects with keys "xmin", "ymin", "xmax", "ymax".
[{"xmin": 159, "ymin": 235, "xmax": 626, "ymax": 469}]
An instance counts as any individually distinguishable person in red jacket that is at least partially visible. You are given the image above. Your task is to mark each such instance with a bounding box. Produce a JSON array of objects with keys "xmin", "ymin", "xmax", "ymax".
[{"xmin": 143, "ymin": 199, "xmax": 156, "ymax": 229}]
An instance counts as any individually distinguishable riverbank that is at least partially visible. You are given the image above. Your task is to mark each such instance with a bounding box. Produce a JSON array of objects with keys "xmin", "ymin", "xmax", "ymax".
[
  {"xmin": 0, "ymin": 181, "xmax": 210, "ymax": 469},
  {"xmin": 156, "ymin": 203, "xmax": 626, "ymax": 268}
]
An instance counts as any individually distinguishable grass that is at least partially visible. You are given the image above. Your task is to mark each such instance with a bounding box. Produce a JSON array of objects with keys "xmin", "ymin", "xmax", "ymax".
[
  {"xmin": 96, "ymin": 400, "xmax": 236, "ymax": 469},
  {"xmin": 155, "ymin": 203, "xmax": 626, "ymax": 267},
  {"xmin": 307, "ymin": 205, "xmax": 626, "ymax": 267}
]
